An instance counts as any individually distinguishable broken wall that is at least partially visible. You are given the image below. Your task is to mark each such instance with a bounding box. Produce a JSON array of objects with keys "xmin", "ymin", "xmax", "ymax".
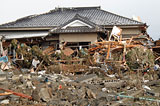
[{"xmin": 107, "ymin": 27, "xmax": 142, "ymax": 39}]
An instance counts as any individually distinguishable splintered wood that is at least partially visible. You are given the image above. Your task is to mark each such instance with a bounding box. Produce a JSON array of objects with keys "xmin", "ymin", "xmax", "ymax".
[
  {"xmin": 62, "ymin": 47, "xmax": 74, "ymax": 56},
  {"xmin": 43, "ymin": 46, "xmax": 55, "ymax": 55},
  {"xmin": 89, "ymin": 34, "xmax": 144, "ymax": 63}
]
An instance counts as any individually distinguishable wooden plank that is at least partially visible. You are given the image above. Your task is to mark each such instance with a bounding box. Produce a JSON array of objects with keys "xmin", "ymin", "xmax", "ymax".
[{"xmin": 123, "ymin": 44, "xmax": 126, "ymax": 62}]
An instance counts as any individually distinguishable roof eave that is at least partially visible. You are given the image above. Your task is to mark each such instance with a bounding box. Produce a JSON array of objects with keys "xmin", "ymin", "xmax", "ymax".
[
  {"xmin": 51, "ymin": 31, "xmax": 103, "ymax": 34},
  {"xmin": 102, "ymin": 24, "xmax": 146, "ymax": 28},
  {"xmin": 0, "ymin": 24, "xmax": 146, "ymax": 31},
  {"xmin": 0, "ymin": 27, "xmax": 56, "ymax": 31}
]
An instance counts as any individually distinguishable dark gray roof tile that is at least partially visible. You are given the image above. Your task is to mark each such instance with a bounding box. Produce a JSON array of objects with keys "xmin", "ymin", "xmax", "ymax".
[{"xmin": 0, "ymin": 6, "xmax": 144, "ymax": 28}]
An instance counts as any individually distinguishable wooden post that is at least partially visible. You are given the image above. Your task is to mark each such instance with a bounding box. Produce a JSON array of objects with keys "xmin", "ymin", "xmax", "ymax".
[
  {"xmin": 0, "ymin": 88, "xmax": 32, "ymax": 100},
  {"xmin": 120, "ymin": 34, "xmax": 122, "ymax": 41},
  {"xmin": 123, "ymin": 43, "xmax": 126, "ymax": 62},
  {"xmin": 107, "ymin": 31, "xmax": 110, "ymax": 41},
  {"xmin": 106, "ymin": 43, "xmax": 111, "ymax": 59}
]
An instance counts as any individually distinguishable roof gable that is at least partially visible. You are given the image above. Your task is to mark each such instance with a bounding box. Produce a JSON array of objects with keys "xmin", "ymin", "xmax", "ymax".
[
  {"xmin": 50, "ymin": 14, "xmax": 104, "ymax": 34},
  {"xmin": 62, "ymin": 20, "xmax": 92, "ymax": 29},
  {"xmin": 61, "ymin": 14, "xmax": 97, "ymax": 29}
]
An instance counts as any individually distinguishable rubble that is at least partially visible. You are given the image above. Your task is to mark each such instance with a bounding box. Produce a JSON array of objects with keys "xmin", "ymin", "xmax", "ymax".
[
  {"xmin": 74, "ymin": 74, "xmax": 97, "ymax": 83},
  {"xmin": 0, "ymin": 34, "xmax": 158, "ymax": 106}
]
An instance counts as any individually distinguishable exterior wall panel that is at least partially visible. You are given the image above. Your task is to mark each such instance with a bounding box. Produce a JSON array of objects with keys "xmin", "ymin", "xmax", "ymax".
[{"xmin": 59, "ymin": 33, "xmax": 97, "ymax": 44}]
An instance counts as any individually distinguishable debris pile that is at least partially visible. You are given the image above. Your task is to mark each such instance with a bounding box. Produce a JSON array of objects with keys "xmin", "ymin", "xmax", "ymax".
[{"xmin": 0, "ymin": 33, "xmax": 159, "ymax": 105}]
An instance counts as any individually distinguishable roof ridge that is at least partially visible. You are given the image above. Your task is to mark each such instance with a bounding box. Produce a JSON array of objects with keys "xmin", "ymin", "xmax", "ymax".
[
  {"xmin": 100, "ymin": 8, "xmax": 144, "ymax": 24},
  {"xmin": 48, "ymin": 6, "xmax": 100, "ymax": 13},
  {"xmin": 55, "ymin": 6, "xmax": 100, "ymax": 10}
]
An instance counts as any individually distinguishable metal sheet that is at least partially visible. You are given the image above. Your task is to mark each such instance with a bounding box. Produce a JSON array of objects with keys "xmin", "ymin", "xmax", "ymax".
[{"xmin": 4, "ymin": 32, "xmax": 48, "ymax": 39}]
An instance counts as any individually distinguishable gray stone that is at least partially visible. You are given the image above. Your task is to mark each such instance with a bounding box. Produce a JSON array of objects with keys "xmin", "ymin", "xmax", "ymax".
[
  {"xmin": 48, "ymin": 99, "xmax": 61, "ymax": 105},
  {"xmin": 0, "ymin": 75, "xmax": 6, "ymax": 81},
  {"xmin": 39, "ymin": 88, "xmax": 51, "ymax": 102},
  {"xmin": 9, "ymin": 95, "xmax": 20, "ymax": 101},
  {"xmin": 0, "ymin": 95, "xmax": 8, "ymax": 100},
  {"xmin": 60, "ymin": 101, "xmax": 72, "ymax": 106},
  {"xmin": 12, "ymin": 75, "xmax": 20, "ymax": 81},
  {"xmin": 97, "ymin": 92, "xmax": 115, "ymax": 101},
  {"xmin": 32, "ymin": 89, "xmax": 40, "ymax": 101},
  {"xmin": 74, "ymin": 74, "xmax": 97, "ymax": 83},
  {"xmin": 77, "ymin": 99, "xmax": 89, "ymax": 106},
  {"xmin": 146, "ymin": 89, "xmax": 160, "ymax": 97},
  {"xmin": 22, "ymin": 74, "xmax": 31, "ymax": 80},
  {"xmin": 0, "ymin": 70, "xmax": 4, "ymax": 74},
  {"xmin": 0, "ymin": 81, "xmax": 9, "ymax": 89},
  {"xmin": 26, "ymin": 81, "xmax": 33, "ymax": 88},
  {"xmin": 0, "ymin": 99, "xmax": 9, "ymax": 104},
  {"xmin": 21, "ymin": 68, "xmax": 29, "ymax": 74},
  {"xmin": 0, "ymin": 70, "xmax": 7, "ymax": 81},
  {"xmin": 98, "ymin": 101, "xmax": 107, "ymax": 106},
  {"xmin": 51, "ymin": 82, "xmax": 59, "ymax": 91}
]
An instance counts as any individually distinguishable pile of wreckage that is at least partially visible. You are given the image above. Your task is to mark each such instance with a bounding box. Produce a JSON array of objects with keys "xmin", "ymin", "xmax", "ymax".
[{"xmin": 0, "ymin": 26, "xmax": 159, "ymax": 106}]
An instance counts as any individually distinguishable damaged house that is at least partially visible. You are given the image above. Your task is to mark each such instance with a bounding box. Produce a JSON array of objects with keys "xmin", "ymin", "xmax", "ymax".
[{"xmin": 0, "ymin": 6, "xmax": 149, "ymax": 49}]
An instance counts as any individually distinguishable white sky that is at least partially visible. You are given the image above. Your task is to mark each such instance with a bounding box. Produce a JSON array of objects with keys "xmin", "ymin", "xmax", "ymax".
[{"xmin": 0, "ymin": 0, "xmax": 159, "ymax": 40}]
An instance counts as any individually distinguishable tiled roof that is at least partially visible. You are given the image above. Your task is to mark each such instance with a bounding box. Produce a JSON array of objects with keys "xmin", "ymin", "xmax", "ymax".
[
  {"xmin": 0, "ymin": 6, "xmax": 144, "ymax": 28},
  {"xmin": 51, "ymin": 26, "xmax": 105, "ymax": 34},
  {"xmin": 50, "ymin": 14, "xmax": 105, "ymax": 34}
]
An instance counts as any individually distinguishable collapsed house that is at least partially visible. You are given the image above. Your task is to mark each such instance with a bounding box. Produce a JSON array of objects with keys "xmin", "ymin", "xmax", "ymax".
[{"xmin": 0, "ymin": 6, "xmax": 150, "ymax": 50}]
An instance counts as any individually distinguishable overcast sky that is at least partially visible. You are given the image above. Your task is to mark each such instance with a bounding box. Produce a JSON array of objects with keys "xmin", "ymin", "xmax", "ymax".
[{"xmin": 0, "ymin": 0, "xmax": 159, "ymax": 40}]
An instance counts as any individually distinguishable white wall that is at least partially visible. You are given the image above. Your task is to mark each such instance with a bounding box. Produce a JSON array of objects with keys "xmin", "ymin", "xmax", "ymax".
[{"xmin": 59, "ymin": 33, "xmax": 97, "ymax": 44}]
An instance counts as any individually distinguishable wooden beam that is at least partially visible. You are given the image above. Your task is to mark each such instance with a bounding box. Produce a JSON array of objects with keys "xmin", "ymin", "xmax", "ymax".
[{"xmin": 0, "ymin": 88, "xmax": 32, "ymax": 100}]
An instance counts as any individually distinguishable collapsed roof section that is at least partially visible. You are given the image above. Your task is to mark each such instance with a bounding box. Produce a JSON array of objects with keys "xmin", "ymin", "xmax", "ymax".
[{"xmin": 0, "ymin": 6, "xmax": 145, "ymax": 29}]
